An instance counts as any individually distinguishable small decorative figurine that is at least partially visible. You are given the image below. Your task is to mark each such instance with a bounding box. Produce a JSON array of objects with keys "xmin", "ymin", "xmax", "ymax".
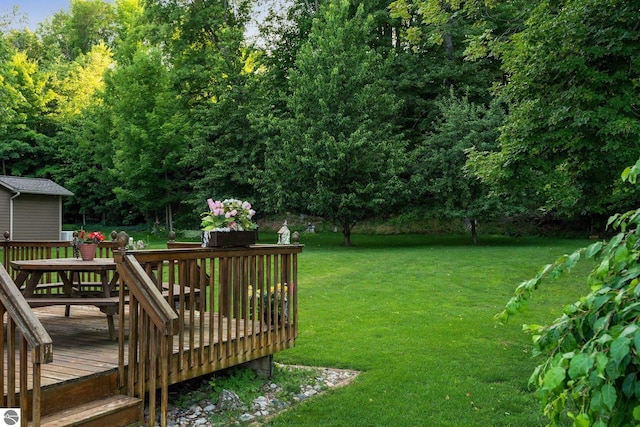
[{"xmin": 277, "ymin": 220, "xmax": 290, "ymax": 245}]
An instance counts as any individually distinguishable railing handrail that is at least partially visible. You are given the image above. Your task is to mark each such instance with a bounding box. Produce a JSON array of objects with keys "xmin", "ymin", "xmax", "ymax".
[
  {"xmin": 0, "ymin": 263, "xmax": 53, "ymax": 363},
  {"xmin": 134, "ymin": 243, "xmax": 304, "ymax": 260},
  {"xmin": 115, "ymin": 253, "xmax": 179, "ymax": 335}
]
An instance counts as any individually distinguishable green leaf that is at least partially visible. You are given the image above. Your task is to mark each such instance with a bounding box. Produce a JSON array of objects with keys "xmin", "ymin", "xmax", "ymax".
[
  {"xmin": 595, "ymin": 258, "xmax": 610, "ymax": 278},
  {"xmin": 600, "ymin": 383, "xmax": 617, "ymax": 412},
  {"xmin": 622, "ymin": 373, "xmax": 636, "ymax": 398},
  {"xmin": 569, "ymin": 353, "xmax": 592, "ymax": 379},
  {"xmin": 565, "ymin": 251, "xmax": 581, "ymax": 270},
  {"xmin": 609, "ymin": 233, "xmax": 625, "ymax": 249},
  {"xmin": 610, "ymin": 336, "xmax": 631, "ymax": 364},
  {"xmin": 614, "ymin": 245, "xmax": 629, "ymax": 264},
  {"xmin": 573, "ymin": 412, "xmax": 591, "ymax": 427},
  {"xmin": 595, "ymin": 353, "xmax": 608, "ymax": 376},
  {"xmin": 621, "ymin": 324, "xmax": 639, "ymax": 337},
  {"xmin": 633, "ymin": 404, "xmax": 640, "ymax": 420},
  {"xmin": 543, "ymin": 366, "xmax": 566, "ymax": 390},
  {"xmin": 585, "ymin": 241, "xmax": 603, "ymax": 258}
]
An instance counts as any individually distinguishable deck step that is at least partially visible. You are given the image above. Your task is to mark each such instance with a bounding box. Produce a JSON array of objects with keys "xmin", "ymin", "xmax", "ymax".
[{"xmin": 32, "ymin": 395, "xmax": 142, "ymax": 427}]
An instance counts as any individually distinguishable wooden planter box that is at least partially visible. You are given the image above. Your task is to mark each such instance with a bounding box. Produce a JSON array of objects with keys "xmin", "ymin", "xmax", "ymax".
[{"xmin": 202, "ymin": 230, "xmax": 257, "ymax": 248}]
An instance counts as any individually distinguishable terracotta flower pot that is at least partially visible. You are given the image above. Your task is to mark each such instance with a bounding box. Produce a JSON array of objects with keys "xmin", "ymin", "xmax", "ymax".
[{"xmin": 79, "ymin": 243, "xmax": 97, "ymax": 261}]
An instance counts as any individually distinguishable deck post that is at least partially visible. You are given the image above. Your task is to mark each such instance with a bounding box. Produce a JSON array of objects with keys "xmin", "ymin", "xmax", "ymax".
[{"xmin": 241, "ymin": 354, "xmax": 274, "ymax": 378}]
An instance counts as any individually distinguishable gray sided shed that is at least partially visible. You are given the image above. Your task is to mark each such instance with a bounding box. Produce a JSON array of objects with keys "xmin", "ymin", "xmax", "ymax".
[{"xmin": 0, "ymin": 176, "xmax": 74, "ymax": 240}]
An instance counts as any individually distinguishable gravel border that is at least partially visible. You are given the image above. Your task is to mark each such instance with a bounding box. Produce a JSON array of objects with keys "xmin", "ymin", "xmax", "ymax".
[{"xmin": 148, "ymin": 364, "xmax": 360, "ymax": 426}]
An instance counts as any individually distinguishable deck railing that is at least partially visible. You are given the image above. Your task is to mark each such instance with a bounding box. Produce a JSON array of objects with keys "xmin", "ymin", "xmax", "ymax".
[
  {"xmin": 119, "ymin": 245, "xmax": 300, "ymax": 381},
  {"xmin": 114, "ymin": 253, "xmax": 179, "ymax": 427},
  {"xmin": 0, "ymin": 238, "xmax": 302, "ymax": 426},
  {"xmin": 0, "ymin": 263, "xmax": 53, "ymax": 427}
]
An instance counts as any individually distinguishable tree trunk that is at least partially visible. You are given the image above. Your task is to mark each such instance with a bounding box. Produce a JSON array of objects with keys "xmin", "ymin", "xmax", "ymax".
[
  {"xmin": 342, "ymin": 222, "xmax": 352, "ymax": 246},
  {"xmin": 471, "ymin": 218, "xmax": 478, "ymax": 245}
]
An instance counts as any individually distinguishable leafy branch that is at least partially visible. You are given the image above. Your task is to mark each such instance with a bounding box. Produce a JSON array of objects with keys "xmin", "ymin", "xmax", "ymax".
[{"xmin": 496, "ymin": 162, "xmax": 640, "ymax": 426}]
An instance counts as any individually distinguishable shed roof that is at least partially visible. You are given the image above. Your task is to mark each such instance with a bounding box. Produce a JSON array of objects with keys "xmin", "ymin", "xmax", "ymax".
[{"xmin": 0, "ymin": 176, "xmax": 74, "ymax": 196}]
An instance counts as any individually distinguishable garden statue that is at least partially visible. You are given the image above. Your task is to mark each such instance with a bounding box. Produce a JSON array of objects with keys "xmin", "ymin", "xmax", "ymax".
[{"xmin": 277, "ymin": 220, "xmax": 290, "ymax": 245}]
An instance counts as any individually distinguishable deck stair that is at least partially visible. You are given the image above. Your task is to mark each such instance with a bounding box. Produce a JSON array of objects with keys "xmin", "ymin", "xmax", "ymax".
[
  {"xmin": 23, "ymin": 363, "xmax": 143, "ymax": 427},
  {"xmin": 32, "ymin": 394, "xmax": 142, "ymax": 427}
]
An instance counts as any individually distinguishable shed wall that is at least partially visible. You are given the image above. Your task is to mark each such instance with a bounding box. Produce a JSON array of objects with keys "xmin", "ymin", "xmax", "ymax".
[
  {"xmin": 13, "ymin": 194, "xmax": 61, "ymax": 240},
  {"xmin": 0, "ymin": 190, "xmax": 9, "ymax": 237}
]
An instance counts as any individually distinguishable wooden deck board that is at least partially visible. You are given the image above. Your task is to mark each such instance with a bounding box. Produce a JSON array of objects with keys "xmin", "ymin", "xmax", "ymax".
[{"xmin": 4, "ymin": 304, "xmax": 262, "ymax": 395}]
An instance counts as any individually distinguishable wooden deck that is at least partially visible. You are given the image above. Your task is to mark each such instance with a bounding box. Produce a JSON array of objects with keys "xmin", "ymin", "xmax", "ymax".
[
  {"xmin": 6, "ymin": 304, "xmax": 262, "ymax": 395},
  {"xmin": 1, "ymin": 240, "xmax": 301, "ymax": 426}
]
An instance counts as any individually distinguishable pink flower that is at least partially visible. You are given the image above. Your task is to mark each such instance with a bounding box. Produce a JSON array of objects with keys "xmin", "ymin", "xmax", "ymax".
[
  {"xmin": 207, "ymin": 198, "xmax": 216, "ymax": 211},
  {"xmin": 225, "ymin": 212, "xmax": 232, "ymax": 219},
  {"xmin": 230, "ymin": 209, "xmax": 238, "ymax": 217},
  {"xmin": 249, "ymin": 209, "xmax": 256, "ymax": 217}
]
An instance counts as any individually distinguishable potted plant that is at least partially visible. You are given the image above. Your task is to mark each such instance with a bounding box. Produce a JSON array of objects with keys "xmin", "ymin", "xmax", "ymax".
[
  {"xmin": 200, "ymin": 198, "xmax": 258, "ymax": 247},
  {"xmin": 72, "ymin": 230, "xmax": 106, "ymax": 260},
  {"xmin": 249, "ymin": 283, "xmax": 292, "ymax": 324}
]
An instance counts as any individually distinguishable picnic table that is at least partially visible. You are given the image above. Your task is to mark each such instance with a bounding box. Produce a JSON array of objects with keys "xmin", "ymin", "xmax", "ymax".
[{"xmin": 10, "ymin": 257, "xmax": 120, "ymax": 339}]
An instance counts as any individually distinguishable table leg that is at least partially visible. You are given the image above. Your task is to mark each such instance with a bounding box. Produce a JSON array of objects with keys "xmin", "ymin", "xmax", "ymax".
[
  {"xmin": 21, "ymin": 272, "xmax": 44, "ymax": 297},
  {"xmin": 13, "ymin": 270, "xmax": 29, "ymax": 290},
  {"xmin": 107, "ymin": 315, "xmax": 116, "ymax": 341},
  {"xmin": 102, "ymin": 271, "xmax": 117, "ymax": 341},
  {"xmin": 58, "ymin": 272, "xmax": 75, "ymax": 317}
]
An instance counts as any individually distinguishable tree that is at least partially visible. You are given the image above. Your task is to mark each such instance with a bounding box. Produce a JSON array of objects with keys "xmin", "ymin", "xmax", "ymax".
[
  {"xmin": 261, "ymin": 0, "xmax": 408, "ymax": 246},
  {"xmin": 48, "ymin": 43, "xmax": 118, "ymax": 224},
  {"xmin": 497, "ymin": 159, "xmax": 640, "ymax": 426},
  {"xmin": 105, "ymin": 46, "xmax": 187, "ymax": 228},
  {"xmin": 0, "ymin": 46, "xmax": 56, "ymax": 176},
  {"xmin": 38, "ymin": 0, "xmax": 117, "ymax": 61},
  {"xmin": 142, "ymin": 0, "xmax": 257, "ymax": 225},
  {"xmin": 413, "ymin": 90, "xmax": 507, "ymax": 243},
  {"xmin": 471, "ymin": 0, "xmax": 640, "ymax": 227}
]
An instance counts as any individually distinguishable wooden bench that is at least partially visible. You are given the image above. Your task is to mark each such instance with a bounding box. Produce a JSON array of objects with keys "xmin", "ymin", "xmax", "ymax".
[
  {"xmin": 26, "ymin": 284, "xmax": 200, "ymax": 330},
  {"xmin": 26, "ymin": 295, "xmax": 121, "ymax": 340},
  {"xmin": 26, "ymin": 296, "xmax": 121, "ymax": 308}
]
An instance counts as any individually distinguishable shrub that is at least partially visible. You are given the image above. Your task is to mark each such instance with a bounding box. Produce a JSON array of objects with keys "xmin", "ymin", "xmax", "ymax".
[{"xmin": 497, "ymin": 160, "xmax": 640, "ymax": 426}]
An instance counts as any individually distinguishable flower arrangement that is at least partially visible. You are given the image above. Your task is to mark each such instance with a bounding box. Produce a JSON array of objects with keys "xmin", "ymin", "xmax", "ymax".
[
  {"xmin": 72, "ymin": 230, "xmax": 106, "ymax": 259},
  {"xmin": 200, "ymin": 198, "xmax": 258, "ymax": 232},
  {"xmin": 74, "ymin": 230, "xmax": 107, "ymax": 244}
]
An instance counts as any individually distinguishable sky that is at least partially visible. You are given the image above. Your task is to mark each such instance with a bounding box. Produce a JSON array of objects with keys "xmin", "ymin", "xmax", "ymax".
[
  {"xmin": 3, "ymin": 0, "xmax": 287, "ymax": 32},
  {"xmin": 4, "ymin": 0, "xmax": 78, "ymax": 30}
]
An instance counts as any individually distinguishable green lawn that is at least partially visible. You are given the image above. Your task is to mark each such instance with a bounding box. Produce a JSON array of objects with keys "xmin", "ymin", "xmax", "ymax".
[{"xmin": 256, "ymin": 233, "xmax": 592, "ymax": 427}]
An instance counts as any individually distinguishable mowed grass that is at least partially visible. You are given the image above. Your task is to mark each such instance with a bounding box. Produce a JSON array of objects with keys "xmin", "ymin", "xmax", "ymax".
[{"xmin": 260, "ymin": 233, "xmax": 592, "ymax": 427}]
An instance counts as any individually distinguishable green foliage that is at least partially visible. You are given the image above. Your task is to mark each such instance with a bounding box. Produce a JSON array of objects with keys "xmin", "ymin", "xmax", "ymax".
[
  {"xmin": 414, "ymin": 89, "xmax": 508, "ymax": 224},
  {"xmin": 260, "ymin": 0, "xmax": 408, "ymax": 246},
  {"xmin": 208, "ymin": 367, "xmax": 262, "ymax": 406},
  {"xmin": 272, "ymin": 364, "xmax": 322, "ymax": 399},
  {"xmin": 475, "ymin": 0, "xmax": 640, "ymax": 220},
  {"xmin": 498, "ymin": 163, "xmax": 640, "ymax": 425}
]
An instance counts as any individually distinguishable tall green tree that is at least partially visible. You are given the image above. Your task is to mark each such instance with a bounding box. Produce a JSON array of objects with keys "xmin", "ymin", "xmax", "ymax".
[
  {"xmin": 105, "ymin": 46, "xmax": 187, "ymax": 227},
  {"xmin": 413, "ymin": 91, "xmax": 507, "ymax": 242},
  {"xmin": 470, "ymin": 0, "xmax": 640, "ymax": 228},
  {"xmin": 49, "ymin": 43, "xmax": 117, "ymax": 223},
  {"xmin": 143, "ymin": 0, "xmax": 257, "ymax": 222},
  {"xmin": 38, "ymin": 0, "xmax": 117, "ymax": 61},
  {"xmin": 261, "ymin": 0, "xmax": 407, "ymax": 246},
  {"xmin": 0, "ymin": 47, "xmax": 56, "ymax": 176}
]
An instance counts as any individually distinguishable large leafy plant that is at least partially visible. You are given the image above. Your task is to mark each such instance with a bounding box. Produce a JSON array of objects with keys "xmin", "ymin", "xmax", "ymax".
[{"xmin": 497, "ymin": 159, "xmax": 640, "ymax": 426}]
